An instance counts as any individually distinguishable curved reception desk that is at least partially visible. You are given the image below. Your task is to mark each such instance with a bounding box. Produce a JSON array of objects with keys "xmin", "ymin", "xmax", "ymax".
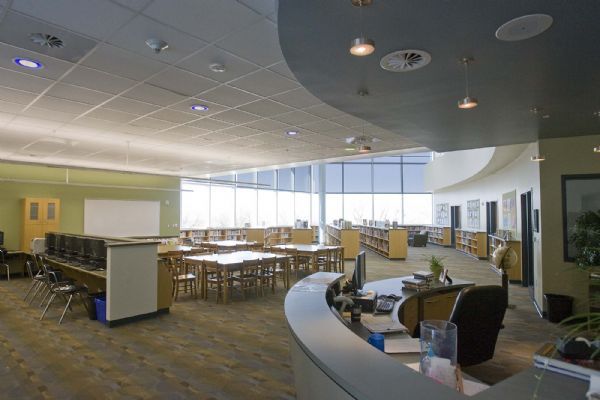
[{"xmin": 285, "ymin": 272, "xmax": 587, "ymax": 400}]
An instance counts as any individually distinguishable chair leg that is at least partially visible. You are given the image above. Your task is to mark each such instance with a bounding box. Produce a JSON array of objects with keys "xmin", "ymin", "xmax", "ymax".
[
  {"xmin": 59, "ymin": 294, "xmax": 74, "ymax": 324},
  {"xmin": 24, "ymin": 280, "xmax": 39, "ymax": 301},
  {"xmin": 29, "ymin": 282, "xmax": 44, "ymax": 304},
  {"xmin": 40, "ymin": 293, "xmax": 56, "ymax": 321},
  {"xmin": 39, "ymin": 287, "xmax": 52, "ymax": 307}
]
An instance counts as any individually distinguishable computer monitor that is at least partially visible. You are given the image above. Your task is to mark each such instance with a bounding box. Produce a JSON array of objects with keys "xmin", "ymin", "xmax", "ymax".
[
  {"xmin": 83, "ymin": 238, "xmax": 93, "ymax": 257},
  {"xmin": 64, "ymin": 235, "xmax": 76, "ymax": 254},
  {"xmin": 45, "ymin": 233, "xmax": 56, "ymax": 251},
  {"xmin": 73, "ymin": 236, "xmax": 86, "ymax": 256},
  {"xmin": 55, "ymin": 234, "xmax": 65, "ymax": 253},
  {"xmin": 351, "ymin": 251, "xmax": 366, "ymax": 294},
  {"xmin": 89, "ymin": 239, "xmax": 107, "ymax": 260}
]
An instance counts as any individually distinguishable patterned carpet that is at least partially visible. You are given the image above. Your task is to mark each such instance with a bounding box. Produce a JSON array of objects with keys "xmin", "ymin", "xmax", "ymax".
[{"xmin": 0, "ymin": 245, "xmax": 563, "ymax": 399}]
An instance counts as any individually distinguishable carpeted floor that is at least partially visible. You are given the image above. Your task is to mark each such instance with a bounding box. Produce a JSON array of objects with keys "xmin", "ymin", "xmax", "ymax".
[{"xmin": 0, "ymin": 245, "xmax": 563, "ymax": 399}]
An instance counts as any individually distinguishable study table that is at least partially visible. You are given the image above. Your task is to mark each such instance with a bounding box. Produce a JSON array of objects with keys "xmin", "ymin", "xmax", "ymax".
[
  {"xmin": 1, "ymin": 250, "xmax": 29, "ymax": 277},
  {"xmin": 184, "ymin": 251, "xmax": 289, "ymax": 303},
  {"xmin": 285, "ymin": 272, "xmax": 588, "ymax": 400},
  {"xmin": 201, "ymin": 240, "xmax": 257, "ymax": 251},
  {"xmin": 157, "ymin": 244, "xmax": 198, "ymax": 256}
]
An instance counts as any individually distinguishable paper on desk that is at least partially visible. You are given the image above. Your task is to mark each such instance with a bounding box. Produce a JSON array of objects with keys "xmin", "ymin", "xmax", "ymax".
[
  {"xmin": 404, "ymin": 363, "xmax": 489, "ymax": 396},
  {"xmin": 361, "ymin": 314, "xmax": 408, "ymax": 333},
  {"xmin": 384, "ymin": 337, "xmax": 421, "ymax": 354}
]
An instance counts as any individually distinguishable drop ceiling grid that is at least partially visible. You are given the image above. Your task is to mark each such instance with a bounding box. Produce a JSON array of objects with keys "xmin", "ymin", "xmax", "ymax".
[{"xmin": 0, "ymin": 0, "xmax": 421, "ymax": 176}]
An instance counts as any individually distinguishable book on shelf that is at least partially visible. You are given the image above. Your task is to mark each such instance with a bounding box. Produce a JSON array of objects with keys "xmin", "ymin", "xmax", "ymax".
[{"xmin": 533, "ymin": 343, "xmax": 600, "ymax": 381}]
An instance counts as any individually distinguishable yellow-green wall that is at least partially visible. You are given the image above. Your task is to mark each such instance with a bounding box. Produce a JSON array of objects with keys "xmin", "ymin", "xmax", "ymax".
[{"xmin": 0, "ymin": 162, "xmax": 181, "ymax": 250}]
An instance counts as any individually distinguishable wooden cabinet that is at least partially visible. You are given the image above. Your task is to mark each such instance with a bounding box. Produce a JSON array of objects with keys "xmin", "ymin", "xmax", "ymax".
[
  {"xmin": 326, "ymin": 225, "xmax": 360, "ymax": 259},
  {"xmin": 426, "ymin": 225, "xmax": 452, "ymax": 246},
  {"xmin": 422, "ymin": 291, "xmax": 459, "ymax": 320},
  {"xmin": 291, "ymin": 228, "xmax": 313, "ymax": 244},
  {"xmin": 21, "ymin": 198, "xmax": 60, "ymax": 251},
  {"xmin": 454, "ymin": 229, "xmax": 487, "ymax": 259}
]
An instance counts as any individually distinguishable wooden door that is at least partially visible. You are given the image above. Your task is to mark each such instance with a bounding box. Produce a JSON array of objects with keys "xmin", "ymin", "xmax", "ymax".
[
  {"xmin": 43, "ymin": 198, "xmax": 61, "ymax": 231},
  {"xmin": 23, "ymin": 198, "xmax": 44, "ymax": 225}
]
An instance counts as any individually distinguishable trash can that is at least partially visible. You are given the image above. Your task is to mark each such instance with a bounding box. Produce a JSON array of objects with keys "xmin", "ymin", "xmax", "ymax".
[
  {"xmin": 544, "ymin": 293, "xmax": 573, "ymax": 323},
  {"xmin": 95, "ymin": 294, "xmax": 107, "ymax": 325}
]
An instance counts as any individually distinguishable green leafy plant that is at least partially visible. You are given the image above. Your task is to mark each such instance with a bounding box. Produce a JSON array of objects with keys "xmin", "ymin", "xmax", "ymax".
[
  {"xmin": 570, "ymin": 210, "xmax": 600, "ymax": 270},
  {"xmin": 425, "ymin": 255, "xmax": 445, "ymax": 279}
]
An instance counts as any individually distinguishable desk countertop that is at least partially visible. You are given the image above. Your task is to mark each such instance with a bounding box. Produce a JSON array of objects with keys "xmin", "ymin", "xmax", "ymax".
[{"xmin": 285, "ymin": 273, "xmax": 588, "ymax": 400}]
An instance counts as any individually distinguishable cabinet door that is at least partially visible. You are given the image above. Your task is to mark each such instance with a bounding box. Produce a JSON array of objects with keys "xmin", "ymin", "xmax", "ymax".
[
  {"xmin": 399, "ymin": 296, "xmax": 419, "ymax": 337},
  {"xmin": 423, "ymin": 292, "xmax": 459, "ymax": 321},
  {"xmin": 44, "ymin": 199, "xmax": 60, "ymax": 225},
  {"xmin": 23, "ymin": 198, "xmax": 44, "ymax": 225}
]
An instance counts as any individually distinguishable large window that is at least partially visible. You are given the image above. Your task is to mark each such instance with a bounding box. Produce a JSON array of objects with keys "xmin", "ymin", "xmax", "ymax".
[{"xmin": 180, "ymin": 151, "xmax": 432, "ymax": 229}]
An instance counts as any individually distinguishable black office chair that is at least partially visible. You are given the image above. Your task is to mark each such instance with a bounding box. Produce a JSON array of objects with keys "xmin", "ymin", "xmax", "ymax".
[
  {"xmin": 0, "ymin": 249, "xmax": 9, "ymax": 281},
  {"xmin": 449, "ymin": 285, "xmax": 508, "ymax": 367}
]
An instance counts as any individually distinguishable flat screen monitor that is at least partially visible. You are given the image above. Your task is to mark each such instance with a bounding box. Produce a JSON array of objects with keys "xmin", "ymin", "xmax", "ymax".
[
  {"xmin": 73, "ymin": 237, "xmax": 86, "ymax": 256},
  {"xmin": 64, "ymin": 235, "xmax": 76, "ymax": 254},
  {"xmin": 352, "ymin": 251, "xmax": 366, "ymax": 294},
  {"xmin": 55, "ymin": 234, "xmax": 65, "ymax": 253},
  {"xmin": 45, "ymin": 233, "xmax": 56, "ymax": 250},
  {"xmin": 83, "ymin": 238, "xmax": 93, "ymax": 257},
  {"xmin": 89, "ymin": 239, "xmax": 107, "ymax": 259}
]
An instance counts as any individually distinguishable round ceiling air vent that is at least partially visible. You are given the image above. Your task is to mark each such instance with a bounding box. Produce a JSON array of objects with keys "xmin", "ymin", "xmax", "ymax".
[
  {"xmin": 495, "ymin": 14, "xmax": 553, "ymax": 42},
  {"xmin": 29, "ymin": 33, "xmax": 64, "ymax": 49},
  {"xmin": 380, "ymin": 49, "xmax": 431, "ymax": 72}
]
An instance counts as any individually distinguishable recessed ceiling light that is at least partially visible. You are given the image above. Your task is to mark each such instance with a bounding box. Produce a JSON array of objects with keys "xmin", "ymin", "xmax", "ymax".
[
  {"xmin": 594, "ymin": 147, "xmax": 600, "ymax": 153},
  {"xmin": 13, "ymin": 58, "xmax": 43, "ymax": 69},
  {"xmin": 530, "ymin": 155, "xmax": 546, "ymax": 162},
  {"xmin": 145, "ymin": 38, "xmax": 169, "ymax": 53},
  {"xmin": 209, "ymin": 63, "xmax": 226, "ymax": 73},
  {"xmin": 285, "ymin": 130, "xmax": 299, "ymax": 136},
  {"xmin": 496, "ymin": 14, "xmax": 553, "ymax": 42},
  {"xmin": 191, "ymin": 104, "xmax": 209, "ymax": 111}
]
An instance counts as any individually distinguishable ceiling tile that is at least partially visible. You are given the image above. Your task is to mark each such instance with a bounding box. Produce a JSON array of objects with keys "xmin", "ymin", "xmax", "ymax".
[
  {"xmin": 303, "ymin": 103, "xmax": 345, "ymax": 119},
  {"xmin": 33, "ymin": 95, "xmax": 93, "ymax": 114},
  {"xmin": 147, "ymin": 67, "xmax": 218, "ymax": 96},
  {"xmin": 12, "ymin": 0, "xmax": 136, "ymax": 40},
  {"xmin": 21, "ymin": 107, "xmax": 78, "ymax": 122},
  {"xmin": 0, "ymin": 86, "xmax": 38, "ymax": 104},
  {"xmin": 229, "ymin": 69, "xmax": 298, "ymax": 97},
  {"xmin": 271, "ymin": 110, "xmax": 321, "ymax": 126},
  {"xmin": 0, "ymin": 67, "xmax": 54, "ymax": 93},
  {"xmin": 211, "ymin": 109, "xmax": 260, "ymax": 124},
  {"xmin": 0, "ymin": 99, "xmax": 25, "ymax": 113},
  {"xmin": 117, "ymin": 124, "xmax": 157, "ymax": 136},
  {"xmin": 45, "ymin": 83, "xmax": 112, "ymax": 105},
  {"xmin": 187, "ymin": 117, "xmax": 233, "ymax": 131},
  {"xmin": 161, "ymin": 125, "xmax": 208, "ymax": 138},
  {"xmin": 143, "ymin": 0, "xmax": 261, "ymax": 42},
  {"xmin": 131, "ymin": 116, "xmax": 178, "ymax": 131},
  {"xmin": 298, "ymin": 119, "xmax": 341, "ymax": 133},
  {"xmin": 85, "ymin": 107, "xmax": 138, "ymax": 123},
  {"xmin": 200, "ymin": 85, "xmax": 260, "ymax": 107},
  {"xmin": 238, "ymin": 0, "xmax": 277, "ymax": 15},
  {"xmin": 109, "ymin": 14, "xmax": 208, "ymax": 64},
  {"xmin": 237, "ymin": 99, "xmax": 293, "ymax": 117},
  {"xmin": 71, "ymin": 116, "xmax": 123, "ymax": 129},
  {"xmin": 243, "ymin": 118, "xmax": 289, "ymax": 132},
  {"xmin": 268, "ymin": 61, "xmax": 297, "ymax": 81},
  {"xmin": 62, "ymin": 66, "xmax": 137, "ymax": 94},
  {"xmin": 217, "ymin": 19, "xmax": 283, "ymax": 67},
  {"xmin": 177, "ymin": 45, "xmax": 260, "ymax": 83},
  {"xmin": 270, "ymin": 88, "xmax": 321, "ymax": 108},
  {"xmin": 111, "ymin": 0, "xmax": 152, "ymax": 11},
  {"xmin": 82, "ymin": 44, "xmax": 167, "ymax": 81},
  {"xmin": 168, "ymin": 98, "xmax": 228, "ymax": 117},
  {"xmin": 219, "ymin": 125, "xmax": 261, "ymax": 137},
  {"xmin": 122, "ymin": 83, "xmax": 187, "ymax": 106},
  {"xmin": 104, "ymin": 97, "xmax": 161, "ymax": 115},
  {"xmin": 150, "ymin": 109, "xmax": 198, "ymax": 124},
  {"xmin": 330, "ymin": 114, "xmax": 367, "ymax": 128},
  {"xmin": 197, "ymin": 131, "xmax": 237, "ymax": 142}
]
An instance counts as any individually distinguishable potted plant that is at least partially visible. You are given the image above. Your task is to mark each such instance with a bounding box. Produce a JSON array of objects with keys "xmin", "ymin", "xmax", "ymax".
[{"xmin": 426, "ymin": 255, "xmax": 445, "ymax": 280}]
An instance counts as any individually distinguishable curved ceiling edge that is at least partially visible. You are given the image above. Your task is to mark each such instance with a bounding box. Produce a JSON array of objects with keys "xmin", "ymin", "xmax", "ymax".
[{"xmin": 278, "ymin": 0, "xmax": 600, "ymax": 152}]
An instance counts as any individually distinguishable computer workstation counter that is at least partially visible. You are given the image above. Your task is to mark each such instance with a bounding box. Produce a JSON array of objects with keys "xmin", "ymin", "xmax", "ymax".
[
  {"xmin": 44, "ymin": 232, "xmax": 171, "ymax": 326},
  {"xmin": 284, "ymin": 272, "xmax": 587, "ymax": 400}
]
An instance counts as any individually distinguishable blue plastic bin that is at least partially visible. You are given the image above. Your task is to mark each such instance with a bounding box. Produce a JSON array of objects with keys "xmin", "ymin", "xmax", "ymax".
[{"xmin": 95, "ymin": 295, "xmax": 107, "ymax": 325}]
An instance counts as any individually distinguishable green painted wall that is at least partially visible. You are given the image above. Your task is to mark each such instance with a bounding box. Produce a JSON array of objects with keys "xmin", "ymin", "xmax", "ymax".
[{"xmin": 0, "ymin": 162, "xmax": 181, "ymax": 250}]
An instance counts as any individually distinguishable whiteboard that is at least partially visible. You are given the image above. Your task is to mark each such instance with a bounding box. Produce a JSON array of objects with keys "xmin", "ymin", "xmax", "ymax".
[{"xmin": 84, "ymin": 199, "xmax": 160, "ymax": 237}]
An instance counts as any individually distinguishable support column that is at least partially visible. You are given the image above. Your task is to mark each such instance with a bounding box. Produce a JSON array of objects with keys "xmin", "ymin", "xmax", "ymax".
[{"xmin": 318, "ymin": 164, "xmax": 326, "ymax": 244}]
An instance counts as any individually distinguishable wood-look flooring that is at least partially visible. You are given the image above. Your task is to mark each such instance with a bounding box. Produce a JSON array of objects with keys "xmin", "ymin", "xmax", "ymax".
[{"xmin": 0, "ymin": 244, "xmax": 562, "ymax": 399}]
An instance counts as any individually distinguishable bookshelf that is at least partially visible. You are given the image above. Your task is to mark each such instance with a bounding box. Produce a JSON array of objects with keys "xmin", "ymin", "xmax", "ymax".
[
  {"xmin": 326, "ymin": 224, "xmax": 360, "ymax": 259},
  {"xmin": 245, "ymin": 228, "xmax": 265, "ymax": 244},
  {"xmin": 455, "ymin": 229, "xmax": 487, "ymax": 259},
  {"xmin": 312, "ymin": 225, "xmax": 319, "ymax": 243},
  {"xmin": 425, "ymin": 225, "xmax": 452, "ymax": 247},
  {"xmin": 265, "ymin": 226, "xmax": 293, "ymax": 245},
  {"xmin": 291, "ymin": 228, "xmax": 314, "ymax": 244},
  {"xmin": 180, "ymin": 227, "xmax": 265, "ymax": 244},
  {"xmin": 358, "ymin": 225, "xmax": 407, "ymax": 259},
  {"xmin": 488, "ymin": 235, "xmax": 522, "ymax": 282}
]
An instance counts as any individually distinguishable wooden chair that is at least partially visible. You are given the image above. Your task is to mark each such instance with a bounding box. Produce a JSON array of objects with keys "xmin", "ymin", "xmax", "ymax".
[
  {"xmin": 203, "ymin": 259, "xmax": 227, "ymax": 303},
  {"xmin": 167, "ymin": 251, "xmax": 198, "ymax": 300},
  {"xmin": 235, "ymin": 243, "xmax": 248, "ymax": 251},
  {"xmin": 328, "ymin": 247, "xmax": 343, "ymax": 273},
  {"xmin": 315, "ymin": 249, "xmax": 329, "ymax": 272},
  {"xmin": 258, "ymin": 257, "xmax": 277, "ymax": 295},
  {"xmin": 231, "ymin": 259, "xmax": 259, "ymax": 299},
  {"xmin": 286, "ymin": 248, "xmax": 309, "ymax": 277}
]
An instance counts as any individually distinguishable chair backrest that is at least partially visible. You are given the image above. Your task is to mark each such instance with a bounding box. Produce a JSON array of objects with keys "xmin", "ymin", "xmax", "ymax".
[
  {"xmin": 449, "ymin": 285, "xmax": 508, "ymax": 367},
  {"xmin": 25, "ymin": 260, "xmax": 34, "ymax": 278},
  {"xmin": 260, "ymin": 257, "xmax": 276, "ymax": 271}
]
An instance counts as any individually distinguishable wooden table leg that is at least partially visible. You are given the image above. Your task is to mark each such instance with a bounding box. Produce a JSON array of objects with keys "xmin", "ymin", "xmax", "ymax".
[{"xmin": 222, "ymin": 268, "xmax": 228, "ymax": 304}]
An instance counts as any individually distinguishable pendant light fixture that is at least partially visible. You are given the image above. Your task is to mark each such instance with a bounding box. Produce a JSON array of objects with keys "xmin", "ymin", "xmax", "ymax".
[
  {"xmin": 458, "ymin": 58, "xmax": 478, "ymax": 109},
  {"xmin": 350, "ymin": 0, "xmax": 375, "ymax": 57}
]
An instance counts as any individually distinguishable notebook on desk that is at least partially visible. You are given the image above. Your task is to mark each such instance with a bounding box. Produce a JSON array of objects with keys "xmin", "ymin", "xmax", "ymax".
[{"xmin": 361, "ymin": 314, "xmax": 408, "ymax": 334}]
